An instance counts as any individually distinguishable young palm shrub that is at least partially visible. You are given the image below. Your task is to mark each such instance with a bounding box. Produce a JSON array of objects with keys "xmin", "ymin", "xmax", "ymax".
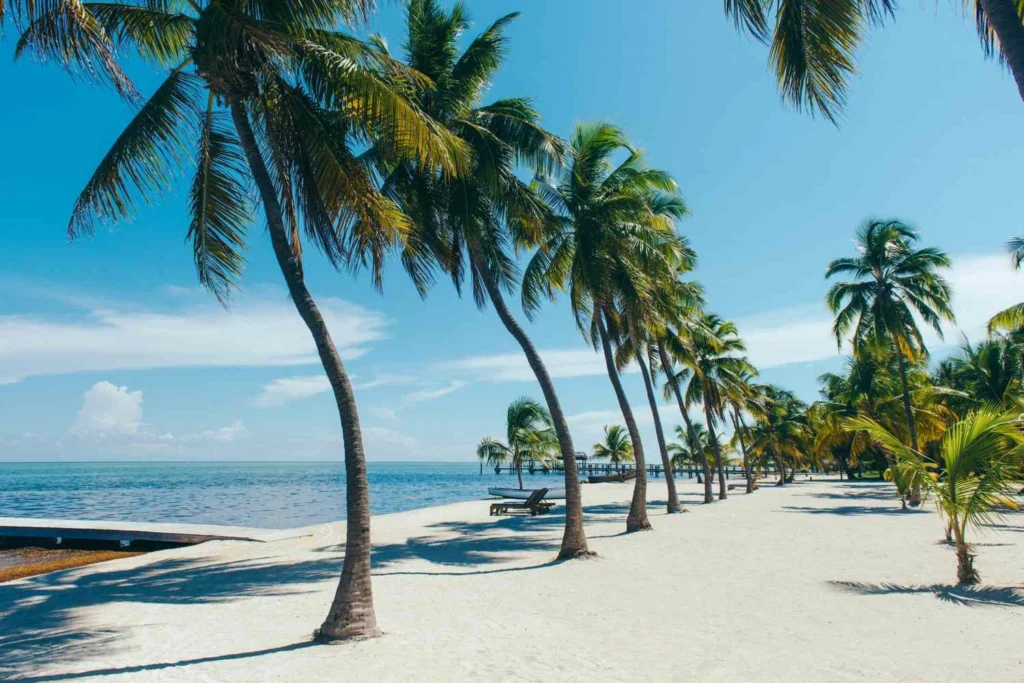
[
  {"xmin": 849, "ymin": 409, "xmax": 1024, "ymax": 584},
  {"xmin": 826, "ymin": 219, "xmax": 954, "ymax": 504},
  {"xmin": 477, "ymin": 398, "xmax": 558, "ymax": 490},
  {"xmin": 592, "ymin": 425, "xmax": 635, "ymax": 474},
  {"xmin": 16, "ymin": 0, "xmax": 465, "ymax": 641}
]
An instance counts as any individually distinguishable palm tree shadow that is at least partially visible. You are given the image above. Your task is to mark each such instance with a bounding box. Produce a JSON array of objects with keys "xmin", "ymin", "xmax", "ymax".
[
  {"xmin": 9, "ymin": 641, "xmax": 317, "ymax": 683},
  {"xmin": 828, "ymin": 581, "xmax": 1024, "ymax": 607},
  {"xmin": 782, "ymin": 505, "xmax": 925, "ymax": 516},
  {"xmin": 0, "ymin": 554, "xmax": 340, "ymax": 679}
]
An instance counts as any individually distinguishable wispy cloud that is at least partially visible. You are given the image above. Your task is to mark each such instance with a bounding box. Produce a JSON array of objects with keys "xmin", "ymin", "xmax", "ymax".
[
  {"xmin": 402, "ymin": 380, "xmax": 468, "ymax": 404},
  {"xmin": 437, "ymin": 348, "xmax": 627, "ymax": 383},
  {"xmin": 252, "ymin": 372, "xmax": 416, "ymax": 407},
  {"xmin": 734, "ymin": 252, "xmax": 1024, "ymax": 368},
  {"xmin": 0, "ymin": 288, "xmax": 391, "ymax": 384}
]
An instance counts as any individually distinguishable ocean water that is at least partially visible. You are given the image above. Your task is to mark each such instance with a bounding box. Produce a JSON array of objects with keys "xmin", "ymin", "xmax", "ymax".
[{"xmin": 0, "ymin": 462, "xmax": 550, "ymax": 529}]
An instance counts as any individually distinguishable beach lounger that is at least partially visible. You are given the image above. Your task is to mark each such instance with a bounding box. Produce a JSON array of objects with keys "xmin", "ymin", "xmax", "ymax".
[{"xmin": 489, "ymin": 488, "xmax": 555, "ymax": 516}]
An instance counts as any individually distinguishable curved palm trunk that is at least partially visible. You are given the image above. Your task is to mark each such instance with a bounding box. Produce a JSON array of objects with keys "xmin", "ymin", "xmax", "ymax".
[
  {"xmin": 776, "ymin": 451, "xmax": 787, "ymax": 486},
  {"xmin": 730, "ymin": 409, "xmax": 753, "ymax": 494},
  {"xmin": 468, "ymin": 245, "xmax": 591, "ymax": 558},
  {"xmin": 516, "ymin": 460, "xmax": 524, "ymax": 489},
  {"xmin": 895, "ymin": 348, "xmax": 922, "ymax": 505},
  {"xmin": 231, "ymin": 103, "xmax": 378, "ymax": 641},
  {"xmin": 635, "ymin": 350, "xmax": 681, "ymax": 513},
  {"xmin": 597, "ymin": 309, "xmax": 650, "ymax": 532},
  {"xmin": 657, "ymin": 344, "xmax": 714, "ymax": 503},
  {"xmin": 979, "ymin": 0, "xmax": 1024, "ymax": 102},
  {"xmin": 704, "ymin": 403, "xmax": 727, "ymax": 500}
]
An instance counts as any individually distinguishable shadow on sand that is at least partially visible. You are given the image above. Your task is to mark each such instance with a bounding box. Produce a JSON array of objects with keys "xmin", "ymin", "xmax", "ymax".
[
  {"xmin": 828, "ymin": 580, "xmax": 1024, "ymax": 608},
  {"xmin": 0, "ymin": 495, "xmax": 644, "ymax": 679}
]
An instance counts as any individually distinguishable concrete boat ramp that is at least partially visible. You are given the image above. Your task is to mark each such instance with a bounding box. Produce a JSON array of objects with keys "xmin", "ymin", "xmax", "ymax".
[{"xmin": 0, "ymin": 517, "xmax": 291, "ymax": 549}]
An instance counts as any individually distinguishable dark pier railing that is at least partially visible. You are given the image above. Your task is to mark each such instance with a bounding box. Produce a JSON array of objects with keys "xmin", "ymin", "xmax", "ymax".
[{"xmin": 489, "ymin": 462, "xmax": 779, "ymax": 479}]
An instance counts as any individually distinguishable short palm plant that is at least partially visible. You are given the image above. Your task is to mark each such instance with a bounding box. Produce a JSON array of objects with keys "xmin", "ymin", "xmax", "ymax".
[
  {"xmin": 592, "ymin": 425, "xmax": 635, "ymax": 474},
  {"xmin": 849, "ymin": 409, "xmax": 1024, "ymax": 584},
  {"xmin": 16, "ymin": 0, "xmax": 464, "ymax": 641},
  {"xmin": 477, "ymin": 398, "xmax": 558, "ymax": 490}
]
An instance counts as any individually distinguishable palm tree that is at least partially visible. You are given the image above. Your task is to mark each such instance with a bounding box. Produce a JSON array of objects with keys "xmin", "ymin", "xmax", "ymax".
[
  {"xmin": 613, "ymin": 274, "xmax": 703, "ymax": 514},
  {"xmin": 17, "ymin": 0, "xmax": 465, "ymax": 641},
  {"xmin": 373, "ymin": 1, "xmax": 592, "ymax": 560},
  {"xmin": 477, "ymin": 398, "xmax": 558, "ymax": 490},
  {"xmin": 592, "ymin": 425, "xmax": 635, "ymax": 474},
  {"xmin": 747, "ymin": 385, "xmax": 809, "ymax": 486},
  {"xmin": 945, "ymin": 335, "xmax": 1023, "ymax": 407},
  {"xmin": 850, "ymin": 409, "xmax": 1024, "ymax": 584},
  {"xmin": 725, "ymin": 367, "xmax": 760, "ymax": 493},
  {"xmin": 988, "ymin": 236, "xmax": 1024, "ymax": 333},
  {"xmin": 676, "ymin": 314, "xmax": 753, "ymax": 500},
  {"xmin": 524, "ymin": 122, "xmax": 689, "ymax": 532},
  {"xmin": 724, "ymin": 0, "xmax": 1024, "ymax": 120},
  {"xmin": 659, "ymin": 317, "xmax": 717, "ymax": 503},
  {"xmin": 826, "ymin": 219, "xmax": 954, "ymax": 504}
]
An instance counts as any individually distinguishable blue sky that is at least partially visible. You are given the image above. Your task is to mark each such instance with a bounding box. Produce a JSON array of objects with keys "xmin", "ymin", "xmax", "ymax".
[{"xmin": 1, "ymin": 0, "xmax": 1023, "ymax": 462}]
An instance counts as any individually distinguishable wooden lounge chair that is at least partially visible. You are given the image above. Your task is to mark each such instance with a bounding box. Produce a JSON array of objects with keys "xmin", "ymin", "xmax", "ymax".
[{"xmin": 489, "ymin": 488, "xmax": 555, "ymax": 516}]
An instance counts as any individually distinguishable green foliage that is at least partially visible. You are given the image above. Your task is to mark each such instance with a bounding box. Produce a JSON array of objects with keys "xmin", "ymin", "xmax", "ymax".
[
  {"xmin": 592, "ymin": 425, "xmax": 634, "ymax": 469},
  {"xmin": 476, "ymin": 397, "xmax": 558, "ymax": 478},
  {"xmin": 849, "ymin": 408, "xmax": 1024, "ymax": 582}
]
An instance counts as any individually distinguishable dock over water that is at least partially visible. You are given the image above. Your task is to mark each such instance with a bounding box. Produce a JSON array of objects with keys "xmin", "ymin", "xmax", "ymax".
[{"xmin": 0, "ymin": 517, "xmax": 278, "ymax": 549}]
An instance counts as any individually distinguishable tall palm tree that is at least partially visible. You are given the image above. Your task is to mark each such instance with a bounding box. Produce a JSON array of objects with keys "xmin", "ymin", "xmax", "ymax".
[
  {"xmin": 724, "ymin": 0, "xmax": 1024, "ymax": 121},
  {"xmin": 524, "ymin": 122, "xmax": 690, "ymax": 532},
  {"xmin": 725, "ymin": 366, "xmax": 759, "ymax": 493},
  {"xmin": 477, "ymin": 397, "xmax": 558, "ymax": 490},
  {"xmin": 676, "ymin": 314, "xmax": 753, "ymax": 500},
  {"xmin": 592, "ymin": 425, "xmax": 634, "ymax": 474},
  {"xmin": 17, "ymin": 0, "xmax": 464, "ymax": 641},
  {"xmin": 372, "ymin": 1, "xmax": 591, "ymax": 560},
  {"xmin": 851, "ymin": 409, "xmax": 1024, "ymax": 584},
  {"xmin": 613, "ymin": 273, "xmax": 703, "ymax": 514},
  {"xmin": 826, "ymin": 218, "xmax": 954, "ymax": 504},
  {"xmin": 988, "ymin": 236, "xmax": 1024, "ymax": 333},
  {"xmin": 659, "ymin": 317, "xmax": 717, "ymax": 503}
]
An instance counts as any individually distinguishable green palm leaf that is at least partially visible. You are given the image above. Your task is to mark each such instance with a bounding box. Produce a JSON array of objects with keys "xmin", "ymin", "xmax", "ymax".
[
  {"xmin": 188, "ymin": 102, "xmax": 252, "ymax": 303},
  {"xmin": 68, "ymin": 68, "xmax": 201, "ymax": 237}
]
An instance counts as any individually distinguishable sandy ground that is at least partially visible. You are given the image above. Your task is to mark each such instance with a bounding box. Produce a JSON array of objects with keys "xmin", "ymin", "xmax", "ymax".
[{"xmin": 1, "ymin": 476, "xmax": 1022, "ymax": 682}]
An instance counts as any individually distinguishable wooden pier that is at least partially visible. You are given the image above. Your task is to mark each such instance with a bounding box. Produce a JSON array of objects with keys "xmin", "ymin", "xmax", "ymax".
[
  {"xmin": 489, "ymin": 462, "xmax": 778, "ymax": 479},
  {"xmin": 0, "ymin": 517, "xmax": 277, "ymax": 549}
]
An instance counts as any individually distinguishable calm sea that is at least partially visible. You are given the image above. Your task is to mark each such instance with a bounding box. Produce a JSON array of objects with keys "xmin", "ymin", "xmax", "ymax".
[{"xmin": 0, "ymin": 462, "xmax": 540, "ymax": 529}]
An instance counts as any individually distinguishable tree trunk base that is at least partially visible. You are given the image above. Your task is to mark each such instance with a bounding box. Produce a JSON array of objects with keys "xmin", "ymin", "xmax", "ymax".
[
  {"xmin": 557, "ymin": 547, "xmax": 599, "ymax": 561},
  {"xmin": 313, "ymin": 623, "xmax": 382, "ymax": 643},
  {"xmin": 956, "ymin": 544, "xmax": 980, "ymax": 585},
  {"xmin": 625, "ymin": 518, "xmax": 653, "ymax": 533}
]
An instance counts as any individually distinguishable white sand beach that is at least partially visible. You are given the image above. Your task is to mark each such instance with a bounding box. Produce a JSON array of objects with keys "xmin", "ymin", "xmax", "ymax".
[{"xmin": 1, "ymin": 477, "xmax": 1022, "ymax": 682}]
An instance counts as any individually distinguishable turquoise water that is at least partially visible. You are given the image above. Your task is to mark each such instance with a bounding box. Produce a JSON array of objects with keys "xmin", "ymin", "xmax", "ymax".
[{"xmin": 0, "ymin": 462, "xmax": 550, "ymax": 528}]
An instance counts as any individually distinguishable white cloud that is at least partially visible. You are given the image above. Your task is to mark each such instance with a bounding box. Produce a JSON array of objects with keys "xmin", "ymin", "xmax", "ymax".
[
  {"xmin": 188, "ymin": 420, "xmax": 248, "ymax": 443},
  {"xmin": 403, "ymin": 380, "xmax": 468, "ymax": 404},
  {"xmin": 437, "ymin": 348, "xmax": 630, "ymax": 383},
  {"xmin": 733, "ymin": 252, "xmax": 1024, "ymax": 369},
  {"xmin": 70, "ymin": 381, "xmax": 143, "ymax": 437},
  {"xmin": 368, "ymin": 405, "xmax": 398, "ymax": 420},
  {"xmin": 0, "ymin": 290, "xmax": 390, "ymax": 383},
  {"xmin": 363, "ymin": 426, "xmax": 419, "ymax": 450},
  {"xmin": 252, "ymin": 375, "xmax": 331, "ymax": 407},
  {"xmin": 252, "ymin": 372, "xmax": 416, "ymax": 407}
]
